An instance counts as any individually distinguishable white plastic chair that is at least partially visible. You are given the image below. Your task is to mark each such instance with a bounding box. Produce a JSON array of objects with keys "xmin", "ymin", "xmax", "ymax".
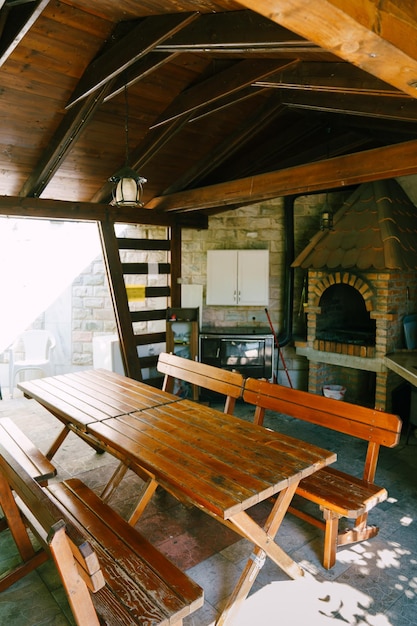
[{"xmin": 8, "ymin": 330, "xmax": 56, "ymax": 398}]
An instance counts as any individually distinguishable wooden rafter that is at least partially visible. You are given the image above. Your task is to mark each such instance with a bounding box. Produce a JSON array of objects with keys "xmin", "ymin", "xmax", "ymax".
[
  {"xmin": 240, "ymin": 0, "xmax": 417, "ymax": 99},
  {"xmin": 280, "ymin": 90, "xmax": 417, "ymax": 123},
  {"xmin": 150, "ymin": 59, "xmax": 293, "ymax": 128},
  {"xmin": 154, "ymin": 10, "xmax": 335, "ymax": 58},
  {"xmin": 255, "ymin": 62, "xmax": 405, "ymax": 97},
  {"xmin": 146, "ymin": 139, "xmax": 417, "ymax": 213},
  {"xmin": 66, "ymin": 12, "xmax": 199, "ymax": 108},
  {"xmin": 19, "ymin": 82, "xmax": 115, "ymax": 198}
]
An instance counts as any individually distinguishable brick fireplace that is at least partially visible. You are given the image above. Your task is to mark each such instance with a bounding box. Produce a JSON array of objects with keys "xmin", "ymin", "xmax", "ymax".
[{"xmin": 293, "ymin": 179, "xmax": 417, "ymax": 410}]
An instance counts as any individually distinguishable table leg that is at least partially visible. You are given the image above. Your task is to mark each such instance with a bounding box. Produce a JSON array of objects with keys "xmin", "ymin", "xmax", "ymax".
[
  {"xmin": 128, "ymin": 477, "xmax": 159, "ymax": 526},
  {"xmin": 216, "ymin": 482, "xmax": 302, "ymax": 626},
  {"xmin": 45, "ymin": 425, "xmax": 70, "ymax": 460},
  {"xmin": 101, "ymin": 461, "xmax": 129, "ymax": 502}
]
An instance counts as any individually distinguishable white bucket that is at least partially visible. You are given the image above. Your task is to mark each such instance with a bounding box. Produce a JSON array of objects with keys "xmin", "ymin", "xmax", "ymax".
[{"xmin": 323, "ymin": 384, "xmax": 346, "ymax": 400}]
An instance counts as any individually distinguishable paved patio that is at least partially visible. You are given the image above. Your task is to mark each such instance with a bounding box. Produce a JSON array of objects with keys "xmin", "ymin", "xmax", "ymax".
[{"xmin": 0, "ymin": 389, "xmax": 416, "ymax": 625}]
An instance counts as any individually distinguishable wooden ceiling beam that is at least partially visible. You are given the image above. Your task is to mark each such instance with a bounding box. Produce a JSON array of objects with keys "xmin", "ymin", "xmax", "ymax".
[
  {"xmin": 255, "ymin": 62, "xmax": 404, "ymax": 96},
  {"xmin": 239, "ymin": 0, "xmax": 417, "ymax": 99},
  {"xmin": 155, "ymin": 9, "xmax": 334, "ymax": 57},
  {"xmin": 66, "ymin": 12, "xmax": 199, "ymax": 108},
  {"xmin": 151, "ymin": 59, "xmax": 294, "ymax": 128},
  {"xmin": 0, "ymin": 195, "xmax": 208, "ymax": 228},
  {"xmin": 145, "ymin": 139, "xmax": 417, "ymax": 212},
  {"xmin": 102, "ymin": 51, "xmax": 179, "ymax": 103},
  {"xmin": 20, "ymin": 82, "xmax": 115, "ymax": 199},
  {"xmin": 280, "ymin": 90, "xmax": 417, "ymax": 123}
]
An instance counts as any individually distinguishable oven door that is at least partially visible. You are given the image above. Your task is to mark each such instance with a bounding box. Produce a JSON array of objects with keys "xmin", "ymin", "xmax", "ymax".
[{"xmin": 220, "ymin": 339, "xmax": 266, "ymax": 377}]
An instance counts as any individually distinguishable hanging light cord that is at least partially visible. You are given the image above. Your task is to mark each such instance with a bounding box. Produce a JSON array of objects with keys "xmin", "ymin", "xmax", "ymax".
[{"xmin": 124, "ymin": 83, "xmax": 130, "ymax": 167}]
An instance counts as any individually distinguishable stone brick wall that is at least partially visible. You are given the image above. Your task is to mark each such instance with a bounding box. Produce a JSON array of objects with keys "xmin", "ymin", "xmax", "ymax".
[
  {"xmin": 72, "ymin": 257, "xmax": 115, "ymax": 367},
  {"xmin": 69, "ymin": 195, "xmax": 335, "ymax": 389},
  {"xmin": 182, "ymin": 200, "xmax": 284, "ymax": 328}
]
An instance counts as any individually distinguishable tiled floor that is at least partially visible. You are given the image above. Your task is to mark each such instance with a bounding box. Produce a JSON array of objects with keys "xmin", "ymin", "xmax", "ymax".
[{"xmin": 1, "ymin": 389, "xmax": 416, "ymax": 625}]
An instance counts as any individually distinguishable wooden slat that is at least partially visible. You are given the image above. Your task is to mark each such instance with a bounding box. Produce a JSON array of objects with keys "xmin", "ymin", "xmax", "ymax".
[
  {"xmin": 122, "ymin": 262, "xmax": 170, "ymax": 274},
  {"xmin": 47, "ymin": 479, "xmax": 203, "ymax": 623},
  {"xmin": 243, "ymin": 377, "xmax": 401, "ymax": 446},
  {"xmin": 30, "ymin": 375, "xmax": 133, "ymax": 417},
  {"xmin": 18, "ymin": 379, "xmax": 103, "ymax": 430},
  {"xmin": 145, "ymin": 138, "xmax": 417, "ymax": 213},
  {"xmin": 18, "ymin": 370, "xmax": 180, "ymax": 428},
  {"xmin": 294, "ymin": 467, "xmax": 387, "ymax": 517},
  {"xmin": 88, "ymin": 400, "xmax": 335, "ymax": 519},
  {"xmin": 158, "ymin": 352, "xmax": 244, "ymax": 412},
  {"xmin": 131, "ymin": 310, "xmax": 167, "ymax": 323},
  {"xmin": 135, "ymin": 331, "xmax": 166, "ymax": 344},
  {"xmin": 0, "ymin": 418, "xmax": 56, "ymax": 483},
  {"xmin": 67, "ymin": 370, "xmax": 178, "ymax": 415},
  {"xmin": 117, "ymin": 238, "xmax": 171, "ymax": 251}
]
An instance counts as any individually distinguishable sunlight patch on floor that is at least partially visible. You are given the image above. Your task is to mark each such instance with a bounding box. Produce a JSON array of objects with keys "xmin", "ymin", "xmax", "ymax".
[{"xmin": 232, "ymin": 574, "xmax": 393, "ymax": 626}]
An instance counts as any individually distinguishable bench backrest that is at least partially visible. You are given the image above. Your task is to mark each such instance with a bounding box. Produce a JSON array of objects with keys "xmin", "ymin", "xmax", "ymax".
[
  {"xmin": 243, "ymin": 377, "xmax": 402, "ymax": 482},
  {"xmin": 157, "ymin": 351, "xmax": 244, "ymax": 413}
]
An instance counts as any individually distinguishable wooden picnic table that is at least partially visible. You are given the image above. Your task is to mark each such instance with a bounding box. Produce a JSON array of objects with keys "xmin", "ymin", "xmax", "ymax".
[
  {"xmin": 18, "ymin": 369, "xmax": 180, "ymax": 460},
  {"xmin": 18, "ymin": 370, "xmax": 336, "ymax": 625}
]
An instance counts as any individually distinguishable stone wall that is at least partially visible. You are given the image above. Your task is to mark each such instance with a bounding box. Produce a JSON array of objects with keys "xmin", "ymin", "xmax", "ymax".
[{"xmin": 67, "ymin": 195, "xmax": 332, "ymax": 389}]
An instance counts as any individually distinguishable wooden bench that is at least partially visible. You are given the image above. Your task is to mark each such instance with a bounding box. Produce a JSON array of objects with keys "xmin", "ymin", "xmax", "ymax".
[
  {"xmin": 157, "ymin": 351, "xmax": 244, "ymax": 414},
  {"xmin": 242, "ymin": 377, "xmax": 402, "ymax": 569},
  {"xmin": 0, "ymin": 438, "xmax": 203, "ymax": 625},
  {"xmin": 0, "ymin": 417, "xmax": 56, "ymax": 486}
]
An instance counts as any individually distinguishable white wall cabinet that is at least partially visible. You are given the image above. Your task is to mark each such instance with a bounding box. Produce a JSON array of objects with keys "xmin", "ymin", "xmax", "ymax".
[{"xmin": 206, "ymin": 249, "xmax": 269, "ymax": 306}]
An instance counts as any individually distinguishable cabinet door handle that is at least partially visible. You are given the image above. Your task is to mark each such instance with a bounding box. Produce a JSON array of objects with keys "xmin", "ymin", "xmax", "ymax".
[
  {"xmin": 233, "ymin": 290, "xmax": 237, "ymax": 302},
  {"xmin": 216, "ymin": 348, "xmax": 220, "ymax": 358}
]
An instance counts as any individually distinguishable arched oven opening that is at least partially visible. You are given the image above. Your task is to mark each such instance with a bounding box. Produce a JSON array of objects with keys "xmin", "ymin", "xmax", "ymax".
[{"xmin": 316, "ymin": 284, "xmax": 376, "ymax": 348}]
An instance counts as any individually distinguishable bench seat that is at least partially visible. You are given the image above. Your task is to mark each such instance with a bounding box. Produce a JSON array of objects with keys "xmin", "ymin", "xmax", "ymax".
[
  {"xmin": 47, "ymin": 478, "xmax": 204, "ymax": 626},
  {"xmin": 0, "ymin": 434, "xmax": 203, "ymax": 626},
  {"xmin": 294, "ymin": 467, "xmax": 387, "ymax": 518}
]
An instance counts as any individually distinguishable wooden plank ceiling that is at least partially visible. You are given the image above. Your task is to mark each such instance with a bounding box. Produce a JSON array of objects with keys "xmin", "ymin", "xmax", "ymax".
[{"xmin": 1, "ymin": 0, "xmax": 417, "ymax": 225}]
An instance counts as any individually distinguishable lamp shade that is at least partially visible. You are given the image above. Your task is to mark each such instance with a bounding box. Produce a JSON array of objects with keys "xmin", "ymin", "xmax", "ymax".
[
  {"xmin": 109, "ymin": 166, "xmax": 147, "ymax": 207},
  {"xmin": 320, "ymin": 210, "xmax": 333, "ymax": 230}
]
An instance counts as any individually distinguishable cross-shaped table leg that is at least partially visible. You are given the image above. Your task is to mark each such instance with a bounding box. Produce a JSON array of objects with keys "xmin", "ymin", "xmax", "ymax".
[{"xmin": 216, "ymin": 481, "xmax": 302, "ymax": 626}]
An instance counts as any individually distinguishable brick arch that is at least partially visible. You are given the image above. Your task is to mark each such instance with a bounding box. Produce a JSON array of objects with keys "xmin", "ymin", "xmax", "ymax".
[{"xmin": 311, "ymin": 272, "xmax": 375, "ymax": 312}]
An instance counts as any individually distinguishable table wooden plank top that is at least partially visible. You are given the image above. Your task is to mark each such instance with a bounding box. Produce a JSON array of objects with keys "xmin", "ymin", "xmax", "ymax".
[
  {"xmin": 384, "ymin": 350, "xmax": 417, "ymax": 387},
  {"xmin": 88, "ymin": 399, "xmax": 336, "ymax": 519},
  {"xmin": 18, "ymin": 369, "xmax": 180, "ymax": 431}
]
